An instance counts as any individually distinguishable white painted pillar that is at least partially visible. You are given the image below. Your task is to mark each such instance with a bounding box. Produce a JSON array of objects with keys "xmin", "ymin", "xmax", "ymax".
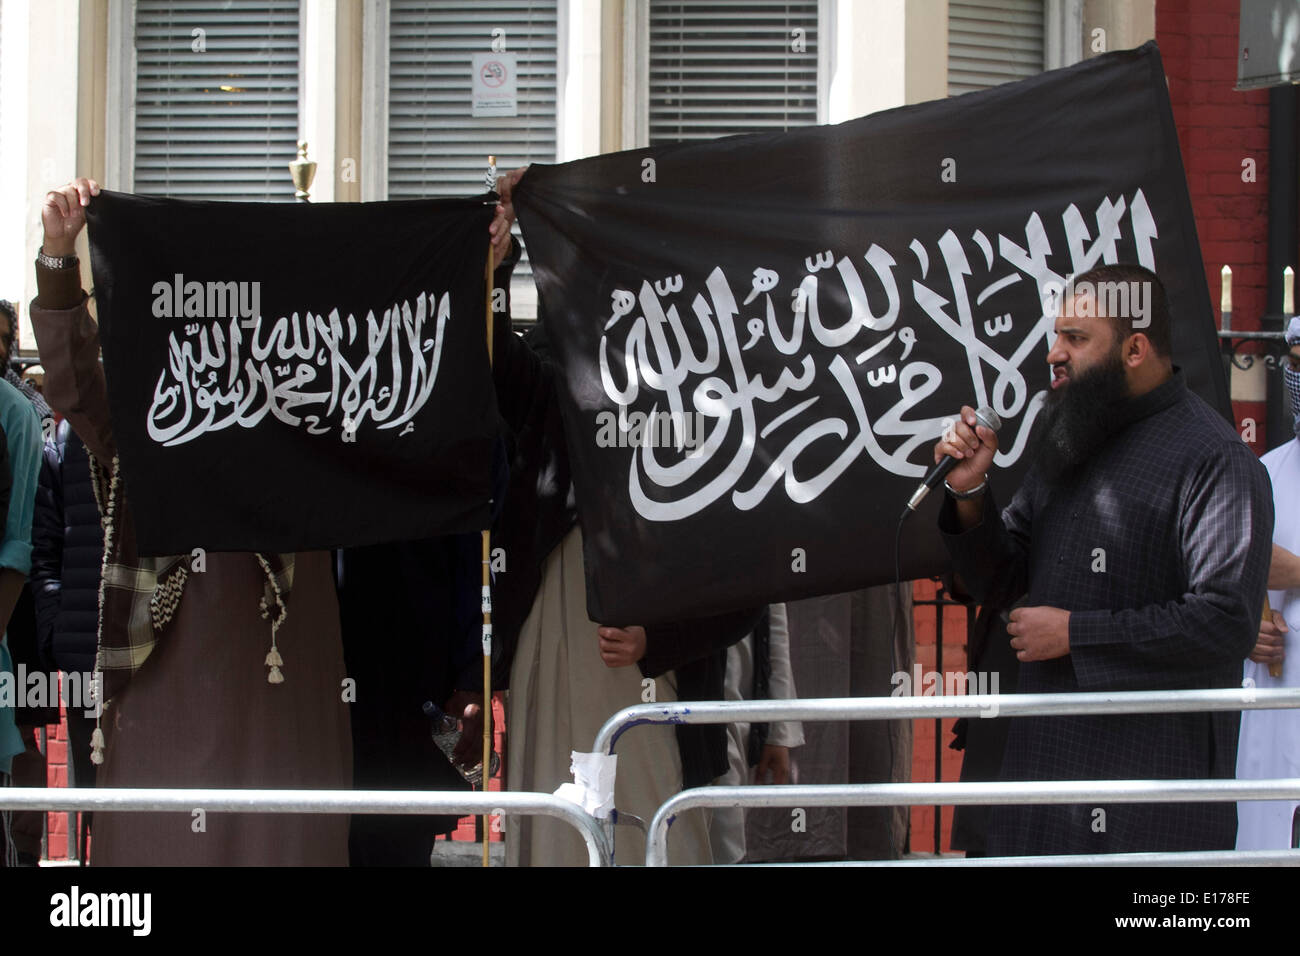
[
  {"xmin": 558, "ymin": 0, "xmax": 602, "ymax": 161},
  {"xmin": 826, "ymin": 0, "xmax": 947, "ymax": 124},
  {"xmin": 6, "ymin": 0, "xmax": 81, "ymax": 346}
]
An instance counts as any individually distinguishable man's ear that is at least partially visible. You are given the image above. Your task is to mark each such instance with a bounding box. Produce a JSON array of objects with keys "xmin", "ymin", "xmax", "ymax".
[{"xmin": 1124, "ymin": 331, "xmax": 1152, "ymax": 368}]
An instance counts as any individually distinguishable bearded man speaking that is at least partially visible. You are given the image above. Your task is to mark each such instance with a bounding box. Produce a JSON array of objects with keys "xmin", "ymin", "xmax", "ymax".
[{"xmin": 934, "ymin": 262, "xmax": 1273, "ymax": 857}]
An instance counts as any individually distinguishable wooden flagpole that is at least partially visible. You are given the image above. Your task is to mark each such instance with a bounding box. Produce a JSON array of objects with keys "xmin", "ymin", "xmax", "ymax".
[
  {"xmin": 1264, "ymin": 595, "xmax": 1282, "ymax": 679},
  {"xmin": 482, "ymin": 155, "xmax": 497, "ymax": 867}
]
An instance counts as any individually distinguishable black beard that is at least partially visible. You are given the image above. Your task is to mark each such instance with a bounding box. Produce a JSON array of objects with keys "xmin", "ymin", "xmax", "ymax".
[{"xmin": 1034, "ymin": 352, "xmax": 1131, "ymax": 486}]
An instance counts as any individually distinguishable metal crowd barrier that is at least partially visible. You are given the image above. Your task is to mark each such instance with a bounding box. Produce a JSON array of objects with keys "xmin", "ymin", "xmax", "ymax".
[
  {"xmin": 594, "ymin": 688, "xmax": 1300, "ymax": 754},
  {"xmin": 710, "ymin": 849, "xmax": 1300, "ymax": 866},
  {"xmin": 0, "ymin": 787, "xmax": 610, "ymax": 867},
  {"xmin": 645, "ymin": 779, "xmax": 1300, "ymax": 866},
  {"xmin": 587, "ymin": 688, "xmax": 1300, "ymax": 867},
  {"xmin": 8, "ymin": 688, "xmax": 1297, "ymax": 868}
]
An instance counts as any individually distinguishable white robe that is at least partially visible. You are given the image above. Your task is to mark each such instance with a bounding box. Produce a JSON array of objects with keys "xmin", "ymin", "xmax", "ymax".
[
  {"xmin": 708, "ymin": 602, "xmax": 805, "ymax": 864},
  {"xmin": 504, "ymin": 526, "xmax": 711, "ymax": 866},
  {"xmin": 1237, "ymin": 437, "xmax": 1300, "ymax": 850}
]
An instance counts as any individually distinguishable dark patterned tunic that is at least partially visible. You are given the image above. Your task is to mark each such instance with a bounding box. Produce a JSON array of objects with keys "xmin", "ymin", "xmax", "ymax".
[{"xmin": 940, "ymin": 371, "xmax": 1273, "ymax": 855}]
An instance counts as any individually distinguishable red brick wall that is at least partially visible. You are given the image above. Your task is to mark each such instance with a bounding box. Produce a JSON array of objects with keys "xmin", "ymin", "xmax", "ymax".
[
  {"xmin": 42, "ymin": 707, "xmax": 74, "ymax": 861},
  {"xmin": 450, "ymin": 694, "xmax": 507, "ymax": 843},
  {"xmin": 1159, "ymin": 0, "xmax": 1273, "ymax": 450},
  {"xmin": 908, "ymin": 578, "xmax": 969, "ymax": 853}
]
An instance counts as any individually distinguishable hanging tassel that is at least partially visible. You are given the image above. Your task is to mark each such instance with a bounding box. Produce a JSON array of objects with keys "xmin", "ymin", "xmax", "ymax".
[
  {"xmin": 266, "ymin": 640, "xmax": 284, "ymax": 683},
  {"xmin": 89, "ymin": 455, "xmax": 112, "ymax": 771},
  {"xmin": 256, "ymin": 553, "xmax": 289, "ymax": 685}
]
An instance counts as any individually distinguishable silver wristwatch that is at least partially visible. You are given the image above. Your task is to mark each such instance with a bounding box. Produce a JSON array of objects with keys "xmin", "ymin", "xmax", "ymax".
[{"xmin": 37, "ymin": 246, "xmax": 78, "ymax": 270}]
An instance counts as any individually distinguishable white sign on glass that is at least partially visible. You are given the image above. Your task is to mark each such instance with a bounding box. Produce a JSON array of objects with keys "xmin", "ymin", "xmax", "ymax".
[{"xmin": 472, "ymin": 52, "xmax": 519, "ymax": 118}]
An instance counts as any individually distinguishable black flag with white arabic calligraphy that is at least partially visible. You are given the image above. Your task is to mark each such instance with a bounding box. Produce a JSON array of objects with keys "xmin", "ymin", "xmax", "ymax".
[
  {"xmin": 86, "ymin": 190, "xmax": 497, "ymax": 555},
  {"xmin": 514, "ymin": 42, "xmax": 1228, "ymax": 625}
]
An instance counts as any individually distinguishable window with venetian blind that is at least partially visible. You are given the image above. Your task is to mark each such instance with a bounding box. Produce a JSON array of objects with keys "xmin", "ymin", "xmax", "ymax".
[
  {"xmin": 386, "ymin": 0, "xmax": 557, "ymax": 198},
  {"xmin": 387, "ymin": 1, "xmax": 558, "ymax": 315},
  {"xmin": 947, "ymin": 0, "xmax": 1046, "ymax": 96},
  {"xmin": 133, "ymin": 0, "xmax": 301, "ymax": 201},
  {"xmin": 648, "ymin": 0, "xmax": 820, "ymax": 146}
]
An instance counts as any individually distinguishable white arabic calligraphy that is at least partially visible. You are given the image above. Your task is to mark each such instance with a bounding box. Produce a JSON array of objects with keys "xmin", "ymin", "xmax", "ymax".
[
  {"xmin": 599, "ymin": 189, "xmax": 1160, "ymax": 521},
  {"xmin": 147, "ymin": 290, "xmax": 451, "ymax": 446}
]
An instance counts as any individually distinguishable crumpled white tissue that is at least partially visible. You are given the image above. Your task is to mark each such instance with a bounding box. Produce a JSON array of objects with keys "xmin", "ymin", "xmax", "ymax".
[{"xmin": 554, "ymin": 751, "xmax": 618, "ymax": 818}]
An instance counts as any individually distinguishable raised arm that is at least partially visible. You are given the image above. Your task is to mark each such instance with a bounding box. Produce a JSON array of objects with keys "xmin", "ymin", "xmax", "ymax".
[
  {"xmin": 29, "ymin": 178, "xmax": 116, "ymax": 467},
  {"xmin": 934, "ymin": 404, "xmax": 1034, "ymax": 608},
  {"xmin": 487, "ymin": 166, "xmax": 559, "ymax": 438}
]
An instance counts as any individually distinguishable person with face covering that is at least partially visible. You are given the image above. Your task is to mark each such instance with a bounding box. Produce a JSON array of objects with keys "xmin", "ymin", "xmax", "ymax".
[
  {"xmin": 1235, "ymin": 315, "xmax": 1300, "ymax": 850},
  {"xmin": 934, "ymin": 263, "xmax": 1273, "ymax": 856}
]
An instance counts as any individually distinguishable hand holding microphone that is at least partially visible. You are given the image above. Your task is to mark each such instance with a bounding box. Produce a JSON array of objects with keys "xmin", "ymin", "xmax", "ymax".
[
  {"xmin": 906, "ymin": 405, "xmax": 1001, "ymax": 515},
  {"xmin": 937, "ymin": 405, "xmax": 1000, "ymax": 490}
]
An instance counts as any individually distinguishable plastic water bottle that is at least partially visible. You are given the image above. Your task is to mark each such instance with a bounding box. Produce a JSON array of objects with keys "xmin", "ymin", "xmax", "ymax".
[{"xmin": 422, "ymin": 701, "xmax": 499, "ymax": 786}]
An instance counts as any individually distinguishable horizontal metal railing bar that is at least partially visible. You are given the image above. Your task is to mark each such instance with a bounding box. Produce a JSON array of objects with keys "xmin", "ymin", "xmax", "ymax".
[
  {"xmin": 0, "ymin": 788, "xmax": 609, "ymax": 867},
  {"xmin": 713, "ymin": 849, "xmax": 1300, "ymax": 867},
  {"xmin": 1217, "ymin": 329, "xmax": 1287, "ymax": 340},
  {"xmin": 595, "ymin": 688, "xmax": 1300, "ymax": 755},
  {"xmin": 646, "ymin": 779, "xmax": 1300, "ymax": 866}
]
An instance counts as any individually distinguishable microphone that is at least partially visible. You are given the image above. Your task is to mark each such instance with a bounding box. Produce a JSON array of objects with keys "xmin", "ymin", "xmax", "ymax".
[{"xmin": 905, "ymin": 405, "xmax": 1002, "ymax": 513}]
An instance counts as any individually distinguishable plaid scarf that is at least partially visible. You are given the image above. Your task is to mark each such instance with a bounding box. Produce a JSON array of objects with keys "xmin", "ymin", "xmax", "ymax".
[
  {"xmin": 5, "ymin": 367, "xmax": 51, "ymax": 422},
  {"xmin": 87, "ymin": 453, "xmax": 295, "ymax": 707}
]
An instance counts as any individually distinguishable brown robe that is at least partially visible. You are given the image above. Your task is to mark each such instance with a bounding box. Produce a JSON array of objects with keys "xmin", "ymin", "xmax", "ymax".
[{"xmin": 31, "ymin": 265, "xmax": 351, "ymax": 866}]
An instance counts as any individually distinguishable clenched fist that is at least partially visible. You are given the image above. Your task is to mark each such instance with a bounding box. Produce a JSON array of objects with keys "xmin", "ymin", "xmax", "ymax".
[
  {"xmin": 491, "ymin": 166, "xmax": 528, "ymax": 261},
  {"xmin": 933, "ymin": 404, "xmax": 999, "ymax": 493}
]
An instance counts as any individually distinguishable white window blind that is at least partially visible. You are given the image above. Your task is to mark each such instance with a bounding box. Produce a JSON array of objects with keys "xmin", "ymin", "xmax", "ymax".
[
  {"xmin": 648, "ymin": 0, "xmax": 819, "ymax": 145},
  {"xmin": 134, "ymin": 0, "xmax": 301, "ymax": 201},
  {"xmin": 948, "ymin": 0, "xmax": 1045, "ymax": 96},
  {"xmin": 387, "ymin": 0, "xmax": 558, "ymax": 199},
  {"xmin": 387, "ymin": 1, "xmax": 557, "ymax": 318}
]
